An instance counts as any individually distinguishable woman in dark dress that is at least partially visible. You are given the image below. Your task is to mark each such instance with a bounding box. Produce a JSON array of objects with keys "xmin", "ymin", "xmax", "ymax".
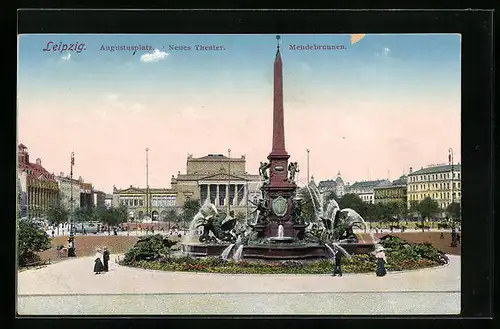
[
  {"xmin": 102, "ymin": 246, "xmax": 110, "ymax": 272},
  {"xmin": 375, "ymin": 246, "xmax": 387, "ymax": 277},
  {"xmin": 93, "ymin": 248, "xmax": 104, "ymax": 274}
]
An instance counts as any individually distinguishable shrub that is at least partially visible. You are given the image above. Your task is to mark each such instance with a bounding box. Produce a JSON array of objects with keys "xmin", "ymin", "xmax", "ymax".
[
  {"xmin": 123, "ymin": 234, "xmax": 177, "ymax": 264},
  {"xmin": 18, "ymin": 218, "xmax": 51, "ymax": 267},
  {"xmin": 122, "ymin": 234, "xmax": 448, "ymax": 274}
]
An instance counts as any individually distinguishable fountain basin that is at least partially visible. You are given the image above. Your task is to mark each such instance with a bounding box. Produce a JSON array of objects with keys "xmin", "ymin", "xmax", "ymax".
[
  {"xmin": 182, "ymin": 242, "xmax": 375, "ymax": 260},
  {"xmin": 269, "ymin": 237, "xmax": 295, "ymax": 244}
]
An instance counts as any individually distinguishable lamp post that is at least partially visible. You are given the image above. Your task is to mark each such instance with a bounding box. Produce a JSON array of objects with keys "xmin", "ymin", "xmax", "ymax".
[
  {"xmin": 306, "ymin": 149, "xmax": 310, "ymax": 184},
  {"xmin": 146, "ymin": 148, "xmax": 149, "ymax": 222},
  {"xmin": 68, "ymin": 152, "xmax": 76, "ymax": 257},
  {"xmin": 449, "ymin": 148, "xmax": 457, "ymax": 247},
  {"xmin": 228, "ymin": 148, "xmax": 231, "ymax": 215}
]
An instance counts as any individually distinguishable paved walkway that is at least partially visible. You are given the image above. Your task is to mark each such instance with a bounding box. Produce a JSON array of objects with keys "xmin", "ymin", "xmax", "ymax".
[{"xmin": 17, "ymin": 254, "xmax": 460, "ymax": 315}]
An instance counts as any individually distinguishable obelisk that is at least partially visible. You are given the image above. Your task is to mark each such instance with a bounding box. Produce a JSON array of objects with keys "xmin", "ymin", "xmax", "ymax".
[{"xmin": 260, "ymin": 35, "xmax": 297, "ymax": 238}]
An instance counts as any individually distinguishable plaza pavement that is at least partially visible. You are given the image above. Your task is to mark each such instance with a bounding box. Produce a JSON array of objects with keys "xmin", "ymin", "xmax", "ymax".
[{"xmin": 17, "ymin": 254, "xmax": 460, "ymax": 315}]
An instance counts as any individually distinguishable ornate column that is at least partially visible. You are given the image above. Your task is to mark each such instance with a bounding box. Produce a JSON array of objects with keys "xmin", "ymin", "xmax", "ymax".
[
  {"xmin": 232, "ymin": 184, "xmax": 237, "ymax": 206},
  {"xmin": 225, "ymin": 184, "xmax": 229, "ymax": 206},
  {"xmin": 207, "ymin": 184, "xmax": 212, "ymax": 204},
  {"xmin": 216, "ymin": 184, "xmax": 220, "ymax": 206},
  {"xmin": 243, "ymin": 184, "xmax": 248, "ymax": 205}
]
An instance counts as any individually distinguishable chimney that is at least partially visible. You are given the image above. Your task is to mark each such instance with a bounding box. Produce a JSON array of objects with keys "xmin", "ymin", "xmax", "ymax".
[
  {"xmin": 409, "ymin": 167, "xmax": 413, "ymax": 174},
  {"xmin": 36, "ymin": 158, "xmax": 41, "ymax": 166}
]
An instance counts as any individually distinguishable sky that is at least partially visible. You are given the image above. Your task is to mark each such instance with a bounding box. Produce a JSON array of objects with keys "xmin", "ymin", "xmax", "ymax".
[{"xmin": 17, "ymin": 34, "xmax": 461, "ymax": 193}]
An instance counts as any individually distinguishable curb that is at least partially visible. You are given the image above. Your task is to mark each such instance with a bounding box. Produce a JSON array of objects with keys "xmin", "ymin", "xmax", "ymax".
[{"xmin": 114, "ymin": 254, "xmax": 458, "ymax": 277}]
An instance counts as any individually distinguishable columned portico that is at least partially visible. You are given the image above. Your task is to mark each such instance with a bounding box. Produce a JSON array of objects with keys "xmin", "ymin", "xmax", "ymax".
[{"xmin": 198, "ymin": 181, "xmax": 249, "ymax": 207}]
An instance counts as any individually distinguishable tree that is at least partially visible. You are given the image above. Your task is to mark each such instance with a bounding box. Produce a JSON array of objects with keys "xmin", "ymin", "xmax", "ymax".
[
  {"xmin": 17, "ymin": 218, "xmax": 51, "ymax": 266},
  {"xmin": 446, "ymin": 202, "xmax": 461, "ymax": 222},
  {"xmin": 416, "ymin": 197, "xmax": 440, "ymax": 232},
  {"xmin": 295, "ymin": 187, "xmax": 318, "ymax": 222},
  {"xmin": 73, "ymin": 206, "xmax": 93, "ymax": 223},
  {"xmin": 324, "ymin": 190, "xmax": 339, "ymax": 203},
  {"xmin": 409, "ymin": 200, "xmax": 419, "ymax": 218},
  {"xmin": 92, "ymin": 205, "xmax": 107, "ymax": 222},
  {"xmin": 182, "ymin": 199, "xmax": 201, "ymax": 227},
  {"xmin": 46, "ymin": 202, "xmax": 69, "ymax": 226},
  {"xmin": 338, "ymin": 193, "xmax": 367, "ymax": 218}
]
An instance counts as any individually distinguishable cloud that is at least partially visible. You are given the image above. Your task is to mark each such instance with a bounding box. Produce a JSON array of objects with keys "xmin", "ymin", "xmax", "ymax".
[
  {"xmin": 375, "ymin": 47, "xmax": 391, "ymax": 57},
  {"xmin": 61, "ymin": 53, "xmax": 71, "ymax": 60},
  {"xmin": 107, "ymin": 93, "xmax": 119, "ymax": 101},
  {"xmin": 140, "ymin": 49, "xmax": 169, "ymax": 63}
]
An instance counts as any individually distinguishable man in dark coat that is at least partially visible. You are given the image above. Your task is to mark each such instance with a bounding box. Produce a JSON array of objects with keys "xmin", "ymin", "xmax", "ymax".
[
  {"xmin": 102, "ymin": 246, "xmax": 110, "ymax": 272},
  {"xmin": 332, "ymin": 246, "xmax": 343, "ymax": 277}
]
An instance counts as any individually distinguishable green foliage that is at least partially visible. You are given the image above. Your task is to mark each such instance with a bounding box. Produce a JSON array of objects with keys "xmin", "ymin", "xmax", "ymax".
[
  {"xmin": 182, "ymin": 199, "xmax": 201, "ymax": 225},
  {"xmin": 338, "ymin": 193, "xmax": 367, "ymax": 218},
  {"xmin": 415, "ymin": 197, "xmax": 441, "ymax": 231},
  {"xmin": 324, "ymin": 191, "xmax": 339, "ymax": 203},
  {"xmin": 416, "ymin": 197, "xmax": 440, "ymax": 220},
  {"xmin": 46, "ymin": 202, "xmax": 69, "ymax": 225},
  {"xmin": 124, "ymin": 248, "xmax": 444, "ymax": 274},
  {"xmin": 17, "ymin": 218, "xmax": 52, "ymax": 266},
  {"xmin": 296, "ymin": 187, "xmax": 316, "ymax": 222},
  {"xmin": 123, "ymin": 234, "xmax": 178, "ymax": 263},
  {"xmin": 379, "ymin": 235, "xmax": 449, "ymax": 265},
  {"xmin": 446, "ymin": 202, "xmax": 461, "ymax": 221},
  {"xmin": 409, "ymin": 200, "xmax": 419, "ymax": 217},
  {"xmin": 101, "ymin": 205, "xmax": 129, "ymax": 226},
  {"xmin": 73, "ymin": 206, "xmax": 94, "ymax": 222},
  {"xmin": 123, "ymin": 235, "xmax": 448, "ymax": 274}
]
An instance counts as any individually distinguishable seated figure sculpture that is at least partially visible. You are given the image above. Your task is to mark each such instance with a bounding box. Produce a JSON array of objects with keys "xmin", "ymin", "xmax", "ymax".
[{"xmin": 193, "ymin": 203, "xmax": 237, "ymax": 243}]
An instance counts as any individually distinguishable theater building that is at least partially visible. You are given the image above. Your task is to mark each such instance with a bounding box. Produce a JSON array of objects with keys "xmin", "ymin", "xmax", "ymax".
[{"xmin": 171, "ymin": 154, "xmax": 261, "ymax": 215}]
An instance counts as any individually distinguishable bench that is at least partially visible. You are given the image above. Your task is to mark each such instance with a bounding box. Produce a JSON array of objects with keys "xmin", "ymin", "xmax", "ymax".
[{"xmin": 24, "ymin": 259, "xmax": 51, "ymax": 268}]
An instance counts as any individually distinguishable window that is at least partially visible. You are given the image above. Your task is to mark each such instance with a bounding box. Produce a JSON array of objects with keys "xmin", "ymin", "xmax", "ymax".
[
  {"xmin": 458, "ymin": 173, "xmax": 460, "ymax": 180},
  {"xmin": 134, "ymin": 199, "xmax": 138, "ymax": 206},
  {"xmin": 139, "ymin": 200, "xmax": 143, "ymax": 206},
  {"xmin": 458, "ymin": 183, "xmax": 461, "ymax": 188}
]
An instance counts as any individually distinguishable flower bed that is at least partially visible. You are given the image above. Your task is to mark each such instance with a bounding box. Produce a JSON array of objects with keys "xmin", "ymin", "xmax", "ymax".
[{"xmin": 120, "ymin": 234, "xmax": 449, "ymax": 274}]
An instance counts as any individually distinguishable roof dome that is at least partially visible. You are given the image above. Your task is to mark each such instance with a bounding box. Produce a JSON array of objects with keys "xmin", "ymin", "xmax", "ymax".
[{"xmin": 335, "ymin": 171, "xmax": 344, "ymax": 183}]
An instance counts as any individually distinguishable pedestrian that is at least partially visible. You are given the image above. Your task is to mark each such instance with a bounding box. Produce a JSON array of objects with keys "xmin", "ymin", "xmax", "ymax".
[
  {"xmin": 102, "ymin": 246, "xmax": 110, "ymax": 272},
  {"xmin": 93, "ymin": 248, "xmax": 104, "ymax": 274},
  {"xmin": 440, "ymin": 232, "xmax": 444, "ymax": 239},
  {"xmin": 456, "ymin": 232, "xmax": 461, "ymax": 244},
  {"xmin": 51, "ymin": 230, "xmax": 55, "ymax": 238},
  {"xmin": 67, "ymin": 237, "xmax": 76, "ymax": 257},
  {"xmin": 375, "ymin": 245, "xmax": 387, "ymax": 277},
  {"xmin": 83, "ymin": 228, "xmax": 86, "ymax": 235},
  {"xmin": 332, "ymin": 246, "xmax": 343, "ymax": 277}
]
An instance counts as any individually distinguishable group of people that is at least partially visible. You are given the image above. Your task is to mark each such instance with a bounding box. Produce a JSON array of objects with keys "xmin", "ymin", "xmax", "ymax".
[
  {"xmin": 93, "ymin": 247, "xmax": 110, "ymax": 275},
  {"xmin": 331, "ymin": 244, "xmax": 388, "ymax": 277}
]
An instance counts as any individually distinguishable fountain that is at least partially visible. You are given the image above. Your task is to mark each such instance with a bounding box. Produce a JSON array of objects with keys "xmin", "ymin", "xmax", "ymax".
[{"xmin": 182, "ymin": 35, "xmax": 375, "ymax": 260}]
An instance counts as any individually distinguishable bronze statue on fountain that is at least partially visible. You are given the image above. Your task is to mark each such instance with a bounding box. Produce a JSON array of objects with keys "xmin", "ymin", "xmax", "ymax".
[{"xmin": 198, "ymin": 211, "xmax": 238, "ymax": 244}]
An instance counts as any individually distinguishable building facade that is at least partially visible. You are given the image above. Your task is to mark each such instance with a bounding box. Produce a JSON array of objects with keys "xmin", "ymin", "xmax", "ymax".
[
  {"xmin": 17, "ymin": 144, "xmax": 59, "ymax": 219},
  {"xmin": 55, "ymin": 173, "xmax": 81, "ymax": 211},
  {"xmin": 93, "ymin": 190, "xmax": 106, "ymax": 208},
  {"xmin": 104, "ymin": 194, "xmax": 113, "ymax": 209},
  {"xmin": 373, "ymin": 175, "xmax": 408, "ymax": 205},
  {"xmin": 171, "ymin": 154, "xmax": 261, "ymax": 215},
  {"xmin": 318, "ymin": 171, "xmax": 346, "ymax": 197},
  {"xmin": 407, "ymin": 164, "xmax": 461, "ymax": 211},
  {"xmin": 346, "ymin": 179, "xmax": 392, "ymax": 204},
  {"xmin": 79, "ymin": 178, "xmax": 94, "ymax": 208},
  {"xmin": 112, "ymin": 185, "xmax": 177, "ymax": 221}
]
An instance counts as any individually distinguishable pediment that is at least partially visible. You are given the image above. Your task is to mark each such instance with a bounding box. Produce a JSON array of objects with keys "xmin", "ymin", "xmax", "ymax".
[
  {"xmin": 200, "ymin": 173, "xmax": 248, "ymax": 181},
  {"xmin": 118, "ymin": 187, "xmax": 144, "ymax": 194}
]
